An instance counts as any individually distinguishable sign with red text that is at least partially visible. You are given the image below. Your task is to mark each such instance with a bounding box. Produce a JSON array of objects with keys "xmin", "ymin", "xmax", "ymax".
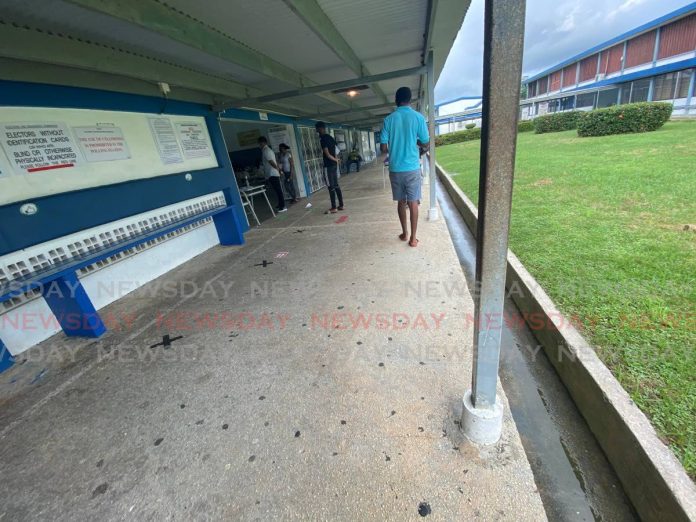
[
  {"xmin": 73, "ymin": 125, "xmax": 131, "ymax": 162},
  {"xmin": 0, "ymin": 121, "xmax": 82, "ymax": 174}
]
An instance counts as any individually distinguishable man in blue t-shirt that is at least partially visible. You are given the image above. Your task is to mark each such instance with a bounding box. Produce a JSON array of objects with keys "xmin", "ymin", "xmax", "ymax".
[
  {"xmin": 380, "ymin": 87, "xmax": 429, "ymax": 247},
  {"xmin": 315, "ymin": 121, "xmax": 344, "ymax": 214}
]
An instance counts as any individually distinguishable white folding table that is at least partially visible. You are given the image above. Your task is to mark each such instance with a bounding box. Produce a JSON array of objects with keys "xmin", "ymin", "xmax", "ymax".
[{"xmin": 239, "ymin": 184, "xmax": 275, "ymax": 226}]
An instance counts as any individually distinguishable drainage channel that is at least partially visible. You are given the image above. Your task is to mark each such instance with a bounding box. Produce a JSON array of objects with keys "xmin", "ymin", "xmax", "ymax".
[{"xmin": 436, "ymin": 178, "xmax": 637, "ymax": 522}]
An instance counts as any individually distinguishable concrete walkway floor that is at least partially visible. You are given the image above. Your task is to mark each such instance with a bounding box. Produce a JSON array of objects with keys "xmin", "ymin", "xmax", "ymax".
[{"xmin": 0, "ymin": 163, "xmax": 547, "ymax": 520}]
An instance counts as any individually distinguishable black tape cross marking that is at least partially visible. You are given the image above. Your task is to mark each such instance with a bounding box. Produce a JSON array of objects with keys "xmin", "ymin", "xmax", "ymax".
[{"xmin": 150, "ymin": 334, "xmax": 183, "ymax": 349}]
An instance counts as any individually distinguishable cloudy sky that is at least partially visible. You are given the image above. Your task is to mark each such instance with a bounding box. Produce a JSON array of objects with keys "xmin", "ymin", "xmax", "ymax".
[{"xmin": 435, "ymin": 0, "xmax": 691, "ymax": 103}]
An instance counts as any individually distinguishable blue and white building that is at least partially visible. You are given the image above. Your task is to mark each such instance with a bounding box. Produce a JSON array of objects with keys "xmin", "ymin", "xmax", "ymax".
[{"xmin": 521, "ymin": 3, "xmax": 696, "ymax": 119}]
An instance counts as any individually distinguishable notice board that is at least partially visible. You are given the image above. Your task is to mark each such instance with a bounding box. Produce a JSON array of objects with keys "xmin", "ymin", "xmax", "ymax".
[{"xmin": 0, "ymin": 107, "xmax": 217, "ymax": 206}]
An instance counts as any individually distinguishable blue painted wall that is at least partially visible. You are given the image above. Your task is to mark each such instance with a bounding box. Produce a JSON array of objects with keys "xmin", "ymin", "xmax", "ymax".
[{"xmin": 0, "ymin": 81, "xmax": 248, "ymax": 256}]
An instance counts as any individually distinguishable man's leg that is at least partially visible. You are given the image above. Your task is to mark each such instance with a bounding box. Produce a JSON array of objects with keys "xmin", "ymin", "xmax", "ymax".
[
  {"xmin": 397, "ymin": 200, "xmax": 408, "ymax": 240},
  {"xmin": 330, "ymin": 166, "xmax": 344, "ymax": 208},
  {"xmin": 271, "ymin": 177, "xmax": 285, "ymax": 210},
  {"xmin": 357, "ymin": 160, "xmax": 361, "ymax": 172},
  {"xmin": 335, "ymin": 183, "xmax": 344, "ymax": 208},
  {"xmin": 405, "ymin": 170, "xmax": 421, "ymax": 246},
  {"xmin": 327, "ymin": 166, "xmax": 337, "ymax": 210},
  {"xmin": 408, "ymin": 201, "xmax": 419, "ymax": 245}
]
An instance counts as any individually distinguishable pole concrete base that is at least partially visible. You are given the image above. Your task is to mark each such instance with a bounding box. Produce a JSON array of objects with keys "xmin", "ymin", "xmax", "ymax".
[
  {"xmin": 461, "ymin": 390, "xmax": 503, "ymax": 445},
  {"xmin": 427, "ymin": 207, "xmax": 439, "ymax": 221}
]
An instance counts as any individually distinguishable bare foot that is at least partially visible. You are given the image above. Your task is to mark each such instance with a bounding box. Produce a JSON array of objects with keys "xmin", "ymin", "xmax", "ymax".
[
  {"xmin": 409, "ymin": 237, "xmax": 419, "ymax": 247},
  {"xmin": 398, "ymin": 232, "xmax": 408, "ymax": 241}
]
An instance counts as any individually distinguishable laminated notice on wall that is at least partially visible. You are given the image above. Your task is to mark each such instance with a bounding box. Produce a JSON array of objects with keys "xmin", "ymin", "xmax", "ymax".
[
  {"xmin": 175, "ymin": 121, "xmax": 212, "ymax": 159},
  {"xmin": 268, "ymin": 126, "xmax": 291, "ymax": 153},
  {"xmin": 73, "ymin": 125, "xmax": 131, "ymax": 162},
  {"xmin": 0, "ymin": 121, "xmax": 82, "ymax": 174},
  {"xmin": 148, "ymin": 117, "xmax": 183, "ymax": 164}
]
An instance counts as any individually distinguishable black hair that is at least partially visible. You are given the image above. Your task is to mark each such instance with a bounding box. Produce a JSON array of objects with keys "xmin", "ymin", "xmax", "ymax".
[
  {"xmin": 315, "ymin": 121, "xmax": 326, "ymax": 130},
  {"xmin": 257, "ymin": 136, "xmax": 268, "ymax": 144},
  {"xmin": 395, "ymin": 86, "xmax": 412, "ymax": 105},
  {"xmin": 279, "ymin": 143, "xmax": 289, "ymax": 150}
]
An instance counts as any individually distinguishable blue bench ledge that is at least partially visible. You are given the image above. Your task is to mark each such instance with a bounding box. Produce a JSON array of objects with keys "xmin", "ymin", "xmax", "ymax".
[{"xmin": 0, "ymin": 203, "xmax": 244, "ymax": 373}]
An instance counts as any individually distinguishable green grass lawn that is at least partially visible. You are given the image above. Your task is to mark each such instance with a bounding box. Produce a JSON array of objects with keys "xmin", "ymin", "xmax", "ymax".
[{"xmin": 438, "ymin": 121, "xmax": 696, "ymax": 478}]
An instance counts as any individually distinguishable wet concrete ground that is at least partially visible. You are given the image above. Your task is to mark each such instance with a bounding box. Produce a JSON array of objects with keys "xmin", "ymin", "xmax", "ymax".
[
  {"xmin": 437, "ymin": 177, "xmax": 637, "ymax": 521},
  {"xmin": 0, "ymin": 165, "xmax": 546, "ymax": 520}
]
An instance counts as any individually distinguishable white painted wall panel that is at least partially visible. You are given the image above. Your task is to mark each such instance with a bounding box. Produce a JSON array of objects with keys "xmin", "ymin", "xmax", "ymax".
[{"xmin": 0, "ymin": 223, "xmax": 219, "ymax": 355}]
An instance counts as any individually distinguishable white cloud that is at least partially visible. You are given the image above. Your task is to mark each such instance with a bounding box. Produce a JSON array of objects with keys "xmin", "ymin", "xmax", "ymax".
[
  {"xmin": 435, "ymin": 0, "xmax": 691, "ymax": 103},
  {"xmin": 608, "ymin": 0, "xmax": 648, "ymax": 20}
]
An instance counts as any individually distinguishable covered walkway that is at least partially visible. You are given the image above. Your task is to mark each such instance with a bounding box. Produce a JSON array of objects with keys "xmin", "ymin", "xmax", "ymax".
[{"xmin": 0, "ymin": 163, "xmax": 545, "ymax": 520}]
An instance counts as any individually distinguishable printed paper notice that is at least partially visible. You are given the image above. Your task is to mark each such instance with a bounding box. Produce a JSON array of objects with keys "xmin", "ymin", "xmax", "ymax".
[
  {"xmin": 0, "ymin": 122, "xmax": 82, "ymax": 174},
  {"xmin": 175, "ymin": 121, "xmax": 211, "ymax": 159},
  {"xmin": 268, "ymin": 126, "xmax": 291, "ymax": 153},
  {"xmin": 73, "ymin": 125, "xmax": 131, "ymax": 162},
  {"xmin": 148, "ymin": 117, "xmax": 183, "ymax": 164}
]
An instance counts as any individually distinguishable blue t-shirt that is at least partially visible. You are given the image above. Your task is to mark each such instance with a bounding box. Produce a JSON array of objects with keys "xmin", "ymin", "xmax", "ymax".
[{"xmin": 380, "ymin": 106, "xmax": 429, "ymax": 173}]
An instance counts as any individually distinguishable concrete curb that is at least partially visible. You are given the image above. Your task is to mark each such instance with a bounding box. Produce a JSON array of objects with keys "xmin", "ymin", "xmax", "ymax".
[{"xmin": 437, "ymin": 163, "xmax": 696, "ymax": 522}]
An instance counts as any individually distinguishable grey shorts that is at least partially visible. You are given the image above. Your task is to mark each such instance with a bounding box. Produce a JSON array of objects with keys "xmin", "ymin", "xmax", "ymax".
[{"xmin": 389, "ymin": 170, "xmax": 422, "ymax": 202}]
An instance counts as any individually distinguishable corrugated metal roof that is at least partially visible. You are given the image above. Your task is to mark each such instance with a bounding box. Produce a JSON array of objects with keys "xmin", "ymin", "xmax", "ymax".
[
  {"xmin": 0, "ymin": 0, "xmax": 269, "ymax": 86},
  {"xmin": 317, "ymin": 0, "xmax": 427, "ymax": 65},
  {"xmin": 0, "ymin": 0, "xmax": 471, "ymax": 120},
  {"xmin": 163, "ymin": 0, "xmax": 344, "ymax": 76}
]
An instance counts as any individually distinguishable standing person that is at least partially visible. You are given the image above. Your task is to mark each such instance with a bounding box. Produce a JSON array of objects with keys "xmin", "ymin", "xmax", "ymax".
[
  {"xmin": 347, "ymin": 146, "xmax": 363, "ymax": 172},
  {"xmin": 315, "ymin": 121, "xmax": 344, "ymax": 214},
  {"xmin": 278, "ymin": 143, "xmax": 298, "ymax": 203},
  {"xmin": 380, "ymin": 87, "xmax": 429, "ymax": 247},
  {"xmin": 258, "ymin": 136, "xmax": 286, "ymax": 213}
]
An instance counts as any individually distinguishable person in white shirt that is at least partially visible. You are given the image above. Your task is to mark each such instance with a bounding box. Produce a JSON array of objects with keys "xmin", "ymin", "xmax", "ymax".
[
  {"xmin": 258, "ymin": 136, "xmax": 286, "ymax": 212},
  {"xmin": 279, "ymin": 143, "xmax": 298, "ymax": 203}
]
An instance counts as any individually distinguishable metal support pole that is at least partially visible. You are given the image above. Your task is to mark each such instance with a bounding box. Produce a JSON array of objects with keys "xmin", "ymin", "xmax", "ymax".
[
  {"xmin": 461, "ymin": 0, "xmax": 526, "ymax": 445},
  {"xmin": 426, "ymin": 49, "xmax": 438, "ymax": 221}
]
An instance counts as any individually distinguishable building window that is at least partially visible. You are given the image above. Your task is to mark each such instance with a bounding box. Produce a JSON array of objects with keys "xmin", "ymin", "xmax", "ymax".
[
  {"xmin": 653, "ymin": 72, "xmax": 679, "ymax": 100},
  {"xmin": 619, "ymin": 83, "xmax": 632, "ymax": 104},
  {"xmin": 631, "ymin": 78, "xmax": 651, "ymax": 102},
  {"xmin": 576, "ymin": 92, "xmax": 596, "ymax": 108},
  {"xmin": 675, "ymin": 69, "xmax": 694, "ymax": 99},
  {"xmin": 560, "ymin": 96, "xmax": 575, "ymax": 111},
  {"xmin": 597, "ymin": 88, "xmax": 619, "ymax": 108}
]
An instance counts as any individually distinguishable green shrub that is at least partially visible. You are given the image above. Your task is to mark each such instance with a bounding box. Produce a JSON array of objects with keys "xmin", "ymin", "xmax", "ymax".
[
  {"xmin": 465, "ymin": 122, "xmax": 476, "ymax": 129},
  {"xmin": 534, "ymin": 111, "xmax": 581, "ymax": 134},
  {"xmin": 435, "ymin": 127, "xmax": 481, "ymax": 147},
  {"xmin": 517, "ymin": 120, "xmax": 534, "ymax": 132},
  {"xmin": 577, "ymin": 102, "xmax": 673, "ymax": 137}
]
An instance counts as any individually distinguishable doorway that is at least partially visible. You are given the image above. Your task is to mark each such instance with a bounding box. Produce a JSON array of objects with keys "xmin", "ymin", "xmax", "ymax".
[{"xmin": 220, "ymin": 119, "xmax": 306, "ymax": 225}]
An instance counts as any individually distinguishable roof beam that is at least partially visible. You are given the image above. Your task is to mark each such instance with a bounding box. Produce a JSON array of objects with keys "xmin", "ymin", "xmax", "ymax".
[
  {"xmin": 227, "ymin": 65, "xmax": 427, "ymax": 108},
  {"xmin": 338, "ymin": 111, "xmax": 392, "ymax": 124},
  {"xmin": 314, "ymin": 101, "xmax": 419, "ymax": 119},
  {"xmin": 339, "ymin": 114, "xmax": 391, "ymax": 126},
  {"xmin": 417, "ymin": 0, "xmax": 438, "ymax": 112},
  {"xmin": 62, "ymin": 0, "xmax": 351, "ymax": 108},
  {"xmin": 282, "ymin": 0, "xmax": 389, "ymax": 104},
  {"xmin": 0, "ymin": 23, "xmax": 312, "ymax": 115}
]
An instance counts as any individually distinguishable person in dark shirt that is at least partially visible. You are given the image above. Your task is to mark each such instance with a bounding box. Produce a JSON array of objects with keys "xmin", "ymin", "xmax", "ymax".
[
  {"xmin": 315, "ymin": 121, "xmax": 344, "ymax": 213},
  {"xmin": 347, "ymin": 146, "xmax": 363, "ymax": 172}
]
